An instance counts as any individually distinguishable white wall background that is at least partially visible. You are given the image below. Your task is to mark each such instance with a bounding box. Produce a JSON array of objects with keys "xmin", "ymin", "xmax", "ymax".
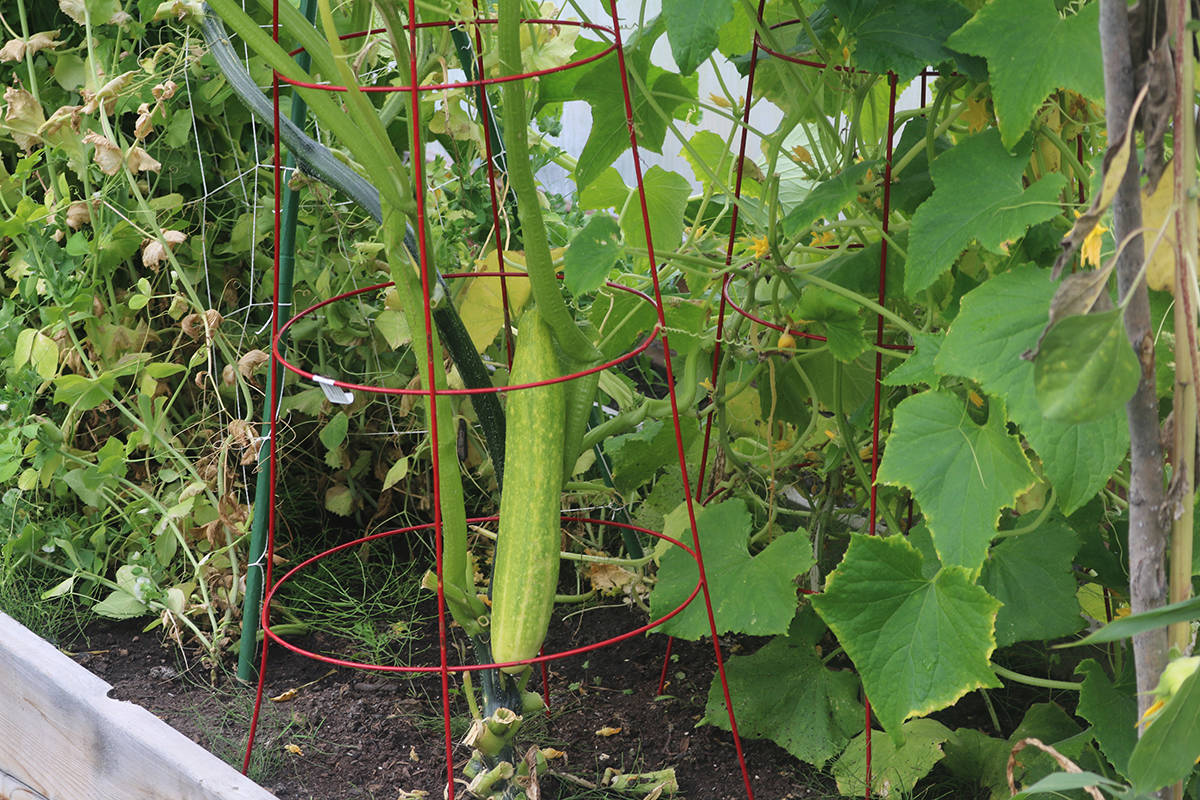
[{"xmin": 534, "ymin": 0, "xmax": 928, "ymax": 199}]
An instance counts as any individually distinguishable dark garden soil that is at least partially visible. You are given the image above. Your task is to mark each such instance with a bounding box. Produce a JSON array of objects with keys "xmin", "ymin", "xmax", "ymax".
[{"xmin": 67, "ymin": 602, "xmax": 830, "ymax": 800}]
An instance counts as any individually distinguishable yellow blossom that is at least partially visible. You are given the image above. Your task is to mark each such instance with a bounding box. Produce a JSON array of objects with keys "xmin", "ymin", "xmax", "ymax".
[
  {"xmin": 809, "ymin": 230, "xmax": 836, "ymax": 247},
  {"xmin": 1075, "ymin": 211, "xmax": 1107, "ymax": 268},
  {"xmin": 751, "ymin": 235, "xmax": 770, "ymax": 259}
]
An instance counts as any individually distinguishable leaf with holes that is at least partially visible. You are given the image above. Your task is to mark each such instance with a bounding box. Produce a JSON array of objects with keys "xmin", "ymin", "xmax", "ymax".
[
  {"xmin": 649, "ymin": 499, "xmax": 813, "ymax": 639},
  {"xmin": 875, "ymin": 390, "xmax": 1034, "ymax": 570},
  {"xmin": 811, "ymin": 534, "xmax": 1001, "ymax": 736}
]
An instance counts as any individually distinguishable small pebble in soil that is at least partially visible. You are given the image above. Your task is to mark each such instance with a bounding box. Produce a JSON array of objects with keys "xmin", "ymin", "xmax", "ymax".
[{"xmin": 148, "ymin": 665, "xmax": 178, "ymax": 681}]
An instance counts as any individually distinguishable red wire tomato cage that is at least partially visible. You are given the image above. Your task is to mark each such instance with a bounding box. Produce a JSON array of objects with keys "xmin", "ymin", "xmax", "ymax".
[
  {"xmin": 687, "ymin": 7, "xmax": 913, "ymax": 799},
  {"xmin": 245, "ymin": 2, "xmax": 759, "ymax": 798}
]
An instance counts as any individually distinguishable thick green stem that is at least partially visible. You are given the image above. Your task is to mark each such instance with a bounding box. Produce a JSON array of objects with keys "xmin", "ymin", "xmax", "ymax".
[{"xmin": 496, "ymin": 0, "xmax": 598, "ymax": 365}]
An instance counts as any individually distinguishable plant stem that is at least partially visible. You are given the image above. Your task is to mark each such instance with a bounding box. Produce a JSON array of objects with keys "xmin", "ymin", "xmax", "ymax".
[
  {"xmin": 1167, "ymin": 0, "xmax": 1198, "ymax": 661},
  {"xmin": 1100, "ymin": 0, "xmax": 1170, "ymax": 736},
  {"xmin": 496, "ymin": 0, "xmax": 597, "ymax": 365},
  {"xmin": 991, "ymin": 663, "xmax": 1081, "ymax": 692}
]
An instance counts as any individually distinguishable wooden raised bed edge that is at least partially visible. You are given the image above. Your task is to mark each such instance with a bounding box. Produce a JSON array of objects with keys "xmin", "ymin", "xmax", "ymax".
[{"xmin": 0, "ymin": 612, "xmax": 277, "ymax": 800}]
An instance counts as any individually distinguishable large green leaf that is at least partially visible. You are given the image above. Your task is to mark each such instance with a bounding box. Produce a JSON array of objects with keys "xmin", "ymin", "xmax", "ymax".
[
  {"xmin": 662, "ymin": 0, "xmax": 733, "ymax": 75},
  {"xmin": 811, "ymin": 534, "xmax": 1001, "ymax": 735},
  {"xmin": 828, "ymin": 0, "xmax": 970, "ymax": 80},
  {"xmin": 624, "ymin": 165, "xmax": 691, "ymax": 262},
  {"xmin": 942, "ymin": 728, "xmax": 1011, "ymax": 799},
  {"xmin": 650, "ymin": 499, "xmax": 813, "ymax": 639},
  {"xmin": 905, "ymin": 130, "xmax": 1066, "ymax": 296},
  {"xmin": 1128, "ymin": 666, "xmax": 1200, "ymax": 794},
  {"xmin": 572, "ymin": 26, "xmax": 696, "ymax": 191},
  {"xmin": 875, "ymin": 390, "xmax": 1034, "ymax": 570},
  {"xmin": 793, "ymin": 286, "xmax": 867, "ymax": 362},
  {"xmin": 703, "ymin": 618, "xmax": 862, "ymax": 767},
  {"xmin": 979, "ymin": 519, "xmax": 1083, "ymax": 648},
  {"xmin": 831, "ymin": 718, "xmax": 953, "ymax": 798},
  {"xmin": 947, "ymin": 0, "xmax": 1103, "ymax": 149},
  {"xmin": 577, "ymin": 165, "xmax": 691, "ymax": 268},
  {"xmin": 1033, "ymin": 309, "xmax": 1139, "ymax": 423},
  {"xmin": 935, "ymin": 265, "xmax": 1129, "ymax": 514},
  {"xmin": 881, "ymin": 331, "xmax": 942, "ymax": 388},
  {"xmin": 1076, "ymin": 658, "xmax": 1137, "ymax": 778},
  {"xmin": 564, "ymin": 214, "xmax": 623, "ymax": 296},
  {"xmin": 782, "ymin": 160, "xmax": 876, "ymax": 237}
]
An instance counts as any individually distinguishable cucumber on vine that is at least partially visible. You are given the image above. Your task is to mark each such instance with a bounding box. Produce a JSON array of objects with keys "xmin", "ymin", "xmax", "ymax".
[{"xmin": 490, "ymin": 306, "xmax": 566, "ymax": 673}]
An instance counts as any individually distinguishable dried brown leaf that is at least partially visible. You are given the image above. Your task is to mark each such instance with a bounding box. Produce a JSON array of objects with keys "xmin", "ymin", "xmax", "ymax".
[
  {"xmin": 39, "ymin": 104, "xmax": 81, "ymax": 137},
  {"xmin": 83, "ymin": 130, "xmax": 122, "ymax": 175},
  {"xmin": 65, "ymin": 201, "xmax": 92, "ymax": 230},
  {"xmin": 2, "ymin": 86, "xmax": 46, "ymax": 151},
  {"xmin": 125, "ymin": 144, "xmax": 161, "ymax": 173},
  {"xmin": 237, "ymin": 349, "xmax": 269, "ymax": 379}
]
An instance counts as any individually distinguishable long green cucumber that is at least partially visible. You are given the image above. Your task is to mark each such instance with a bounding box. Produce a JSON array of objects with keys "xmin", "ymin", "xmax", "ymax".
[{"xmin": 490, "ymin": 306, "xmax": 565, "ymax": 673}]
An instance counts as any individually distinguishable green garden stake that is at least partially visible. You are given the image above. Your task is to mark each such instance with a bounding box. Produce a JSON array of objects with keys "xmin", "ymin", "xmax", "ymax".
[{"xmin": 236, "ymin": 0, "xmax": 317, "ymax": 683}]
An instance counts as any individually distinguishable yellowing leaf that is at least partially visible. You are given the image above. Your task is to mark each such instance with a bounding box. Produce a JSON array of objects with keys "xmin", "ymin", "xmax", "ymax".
[
  {"xmin": 458, "ymin": 252, "xmax": 532, "ymax": 352},
  {"xmin": 283, "ymin": 743, "xmax": 303, "ymax": 756},
  {"xmin": 0, "ymin": 30, "xmax": 62, "ymax": 62},
  {"xmin": 2, "ymin": 86, "xmax": 46, "ymax": 151},
  {"xmin": 15, "ymin": 328, "xmax": 59, "ymax": 379},
  {"xmin": 595, "ymin": 726, "xmax": 622, "ymax": 737},
  {"xmin": 270, "ymin": 688, "xmax": 298, "ymax": 702},
  {"xmin": 1141, "ymin": 163, "xmax": 1189, "ymax": 293}
]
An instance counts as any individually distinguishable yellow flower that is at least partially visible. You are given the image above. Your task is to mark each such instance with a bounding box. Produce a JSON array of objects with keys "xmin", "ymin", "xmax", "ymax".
[
  {"xmin": 1076, "ymin": 211, "xmax": 1107, "ymax": 268},
  {"xmin": 809, "ymin": 230, "xmax": 836, "ymax": 247},
  {"xmin": 751, "ymin": 235, "xmax": 770, "ymax": 259}
]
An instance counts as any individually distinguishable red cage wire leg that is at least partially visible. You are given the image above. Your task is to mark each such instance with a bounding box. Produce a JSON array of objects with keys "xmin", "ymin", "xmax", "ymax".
[
  {"xmin": 663, "ymin": 0, "xmax": 766, "ymax": 702},
  {"xmin": 242, "ymin": 1, "xmax": 286, "ymax": 774},
  {"xmin": 470, "ymin": 2, "xmax": 517, "ymax": 368},
  {"xmin": 403, "ymin": 4, "xmax": 460, "ymax": 798},
  {"xmin": 861, "ymin": 70, "xmax": 900, "ymax": 800},
  {"xmin": 603, "ymin": 2, "xmax": 756, "ymax": 798},
  {"xmin": 695, "ymin": 0, "xmax": 768, "ymax": 502}
]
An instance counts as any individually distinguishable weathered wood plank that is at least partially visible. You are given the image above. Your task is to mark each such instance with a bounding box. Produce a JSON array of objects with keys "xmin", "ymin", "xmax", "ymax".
[
  {"xmin": 1, "ymin": 765, "xmax": 52, "ymax": 800},
  {"xmin": 0, "ymin": 613, "xmax": 277, "ymax": 800}
]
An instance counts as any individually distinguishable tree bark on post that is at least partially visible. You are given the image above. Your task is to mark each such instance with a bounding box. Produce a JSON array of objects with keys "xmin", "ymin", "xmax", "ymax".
[{"xmin": 1099, "ymin": 0, "xmax": 1170, "ymax": 727}]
